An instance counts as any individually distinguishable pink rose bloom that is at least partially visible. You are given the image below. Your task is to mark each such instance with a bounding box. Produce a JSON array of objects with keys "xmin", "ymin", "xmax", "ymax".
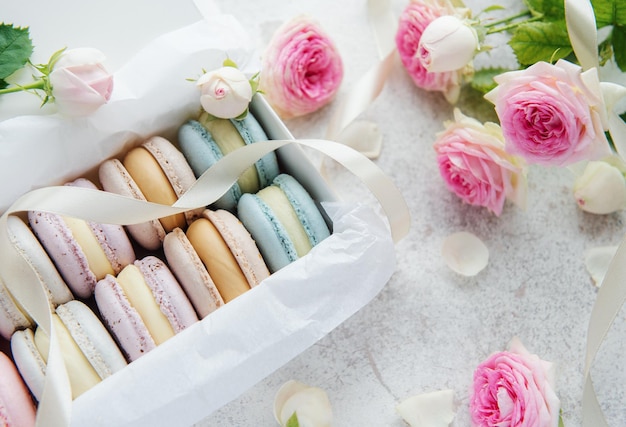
[
  {"xmin": 261, "ymin": 16, "xmax": 343, "ymax": 119},
  {"xmin": 485, "ymin": 59, "xmax": 610, "ymax": 167},
  {"xmin": 434, "ymin": 109, "xmax": 527, "ymax": 215},
  {"xmin": 49, "ymin": 48, "xmax": 114, "ymax": 116},
  {"xmin": 395, "ymin": 0, "xmax": 471, "ymax": 103},
  {"xmin": 470, "ymin": 338, "xmax": 560, "ymax": 427}
]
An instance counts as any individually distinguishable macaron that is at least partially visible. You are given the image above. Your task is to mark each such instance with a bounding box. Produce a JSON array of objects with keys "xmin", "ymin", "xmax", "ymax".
[
  {"xmin": 28, "ymin": 178, "xmax": 136, "ymax": 299},
  {"xmin": 11, "ymin": 300, "xmax": 127, "ymax": 400},
  {"xmin": 237, "ymin": 174, "xmax": 331, "ymax": 273},
  {"xmin": 0, "ymin": 215, "xmax": 73, "ymax": 340},
  {"xmin": 0, "ymin": 351, "xmax": 36, "ymax": 426},
  {"xmin": 95, "ymin": 256, "xmax": 199, "ymax": 361},
  {"xmin": 177, "ymin": 112, "xmax": 280, "ymax": 211},
  {"xmin": 163, "ymin": 209, "xmax": 270, "ymax": 318},
  {"xmin": 98, "ymin": 136, "xmax": 203, "ymax": 250},
  {"xmin": 0, "ymin": 276, "xmax": 32, "ymax": 342}
]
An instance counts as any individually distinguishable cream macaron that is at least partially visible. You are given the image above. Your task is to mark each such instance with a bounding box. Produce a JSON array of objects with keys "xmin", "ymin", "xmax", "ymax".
[
  {"xmin": 11, "ymin": 300, "xmax": 127, "ymax": 400},
  {"xmin": 0, "ymin": 215, "xmax": 73, "ymax": 340},
  {"xmin": 99, "ymin": 136, "xmax": 203, "ymax": 250}
]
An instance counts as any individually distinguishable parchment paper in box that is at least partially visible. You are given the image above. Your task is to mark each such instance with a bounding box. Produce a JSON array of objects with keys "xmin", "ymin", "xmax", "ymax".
[{"xmin": 0, "ymin": 12, "xmax": 399, "ymax": 427}]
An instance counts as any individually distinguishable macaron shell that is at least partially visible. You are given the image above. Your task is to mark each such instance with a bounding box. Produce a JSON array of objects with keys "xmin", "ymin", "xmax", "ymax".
[
  {"xmin": 35, "ymin": 314, "xmax": 102, "ymax": 399},
  {"xmin": 134, "ymin": 256, "xmax": 198, "ymax": 333},
  {"xmin": 204, "ymin": 209, "xmax": 270, "ymax": 287},
  {"xmin": 185, "ymin": 218, "xmax": 251, "ymax": 303},
  {"xmin": 0, "ymin": 278, "xmax": 33, "ymax": 340},
  {"xmin": 237, "ymin": 193, "xmax": 296, "ymax": 273},
  {"xmin": 6, "ymin": 215, "xmax": 73, "ymax": 306},
  {"xmin": 69, "ymin": 178, "xmax": 136, "ymax": 275},
  {"xmin": 272, "ymin": 174, "xmax": 331, "ymax": 247},
  {"xmin": 95, "ymin": 275, "xmax": 156, "ymax": 362},
  {"xmin": 230, "ymin": 114, "xmax": 280, "ymax": 188},
  {"xmin": 28, "ymin": 210, "xmax": 98, "ymax": 299},
  {"xmin": 0, "ymin": 351, "xmax": 36, "ymax": 426},
  {"xmin": 142, "ymin": 136, "xmax": 203, "ymax": 225},
  {"xmin": 177, "ymin": 120, "xmax": 241, "ymax": 210},
  {"xmin": 11, "ymin": 328, "xmax": 46, "ymax": 401},
  {"xmin": 163, "ymin": 228, "xmax": 224, "ymax": 318},
  {"xmin": 56, "ymin": 300, "xmax": 127, "ymax": 380},
  {"xmin": 99, "ymin": 158, "xmax": 166, "ymax": 250}
]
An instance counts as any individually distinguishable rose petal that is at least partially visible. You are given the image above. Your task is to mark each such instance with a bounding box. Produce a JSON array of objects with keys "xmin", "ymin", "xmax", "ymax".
[
  {"xmin": 273, "ymin": 380, "xmax": 332, "ymax": 427},
  {"xmin": 441, "ymin": 231, "xmax": 489, "ymax": 276},
  {"xmin": 396, "ymin": 389, "xmax": 456, "ymax": 427},
  {"xmin": 336, "ymin": 121, "xmax": 382, "ymax": 159},
  {"xmin": 584, "ymin": 245, "xmax": 618, "ymax": 286},
  {"xmin": 274, "ymin": 380, "xmax": 310, "ymax": 424}
]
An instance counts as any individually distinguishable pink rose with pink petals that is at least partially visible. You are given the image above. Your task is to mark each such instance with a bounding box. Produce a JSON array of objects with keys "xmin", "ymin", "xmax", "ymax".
[
  {"xmin": 470, "ymin": 338, "xmax": 560, "ymax": 427},
  {"xmin": 395, "ymin": 0, "xmax": 472, "ymax": 103},
  {"xmin": 485, "ymin": 59, "xmax": 611, "ymax": 167},
  {"xmin": 434, "ymin": 109, "xmax": 527, "ymax": 215},
  {"xmin": 261, "ymin": 16, "xmax": 343, "ymax": 119}
]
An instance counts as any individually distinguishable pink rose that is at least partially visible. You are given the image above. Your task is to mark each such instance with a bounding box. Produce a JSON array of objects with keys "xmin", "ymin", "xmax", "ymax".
[
  {"xmin": 434, "ymin": 109, "xmax": 527, "ymax": 215},
  {"xmin": 470, "ymin": 338, "xmax": 560, "ymax": 427},
  {"xmin": 261, "ymin": 16, "xmax": 343, "ymax": 119},
  {"xmin": 395, "ymin": 0, "xmax": 471, "ymax": 103},
  {"xmin": 49, "ymin": 48, "xmax": 114, "ymax": 116},
  {"xmin": 485, "ymin": 59, "xmax": 610, "ymax": 166}
]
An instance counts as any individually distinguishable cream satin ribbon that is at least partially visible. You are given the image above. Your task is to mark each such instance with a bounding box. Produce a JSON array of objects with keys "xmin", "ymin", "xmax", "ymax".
[
  {"xmin": 0, "ymin": 137, "xmax": 410, "ymax": 426},
  {"xmin": 324, "ymin": 0, "xmax": 397, "ymax": 158},
  {"xmin": 566, "ymin": 0, "xmax": 626, "ymax": 425}
]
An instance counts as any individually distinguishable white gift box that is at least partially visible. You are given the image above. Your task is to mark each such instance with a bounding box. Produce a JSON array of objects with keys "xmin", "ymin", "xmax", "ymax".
[{"xmin": 0, "ymin": 10, "xmax": 401, "ymax": 427}]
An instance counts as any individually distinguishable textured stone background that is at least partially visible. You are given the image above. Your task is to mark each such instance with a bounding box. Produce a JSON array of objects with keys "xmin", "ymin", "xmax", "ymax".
[
  {"xmin": 198, "ymin": 0, "xmax": 626, "ymax": 426},
  {"xmin": 4, "ymin": 0, "xmax": 625, "ymax": 425}
]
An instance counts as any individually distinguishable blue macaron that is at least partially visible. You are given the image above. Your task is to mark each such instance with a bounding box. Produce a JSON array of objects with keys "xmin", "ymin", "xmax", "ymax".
[
  {"xmin": 237, "ymin": 174, "xmax": 331, "ymax": 273},
  {"xmin": 178, "ymin": 113, "xmax": 280, "ymax": 211}
]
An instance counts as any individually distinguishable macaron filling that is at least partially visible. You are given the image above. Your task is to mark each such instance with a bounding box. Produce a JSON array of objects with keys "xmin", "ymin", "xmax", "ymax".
[
  {"xmin": 35, "ymin": 315, "xmax": 101, "ymax": 399},
  {"xmin": 186, "ymin": 218, "xmax": 251, "ymax": 303},
  {"xmin": 257, "ymin": 186, "xmax": 312, "ymax": 257},
  {"xmin": 116, "ymin": 264, "xmax": 175, "ymax": 345},
  {"xmin": 123, "ymin": 147, "xmax": 186, "ymax": 232},
  {"xmin": 62, "ymin": 216, "xmax": 114, "ymax": 280},
  {"xmin": 198, "ymin": 114, "xmax": 259, "ymax": 194}
]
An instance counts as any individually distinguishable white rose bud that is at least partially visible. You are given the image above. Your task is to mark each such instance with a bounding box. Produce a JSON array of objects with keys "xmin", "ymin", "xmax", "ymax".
[
  {"xmin": 274, "ymin": 380, "xmax": 333, "ymax": 427},
  {"xmin": 197, "ymin": 66, "xmax": 253, "ymax": 119},
  {"xmin": 574, "ymin": 160, "xmax": 626, "ymax": 214},
  {"xmin": 417, "ymin": 15, "xmax": 479, "ymax": 73},
  {"xmin": 49, "ymin": 48, "xmax": 114, "ymax": 116}
]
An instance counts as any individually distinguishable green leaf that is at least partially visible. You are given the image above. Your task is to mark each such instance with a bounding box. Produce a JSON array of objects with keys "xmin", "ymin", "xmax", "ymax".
[
  {"xmin": 223, "ymin": 58, "xmax": 238, "ymax": 68},
  {"xmin": 471, "ymin": 67, "xmax": 512, "ymax": 93},
  {"xmin": 0, "ymin": 23, "xmax": 33, "ymax": 80},
  {"xmin": 592, "ymin": 0, "xmax": 626, "ymax": 27},
  {"xmin": 286, "ymin": 412, "xmax": 300, "ymax": 427},
  {"xmin": 523, "ymin": 0, "xmax": 564, "ymax": 20},
  {"xmin": 481, "ymin": 5, "xmax": 506, "ymax": 13},
  {"xmin": 613, "ymin": 25, "xmax": 626, "ymax": 71},
  {"xmin": 599, "ymin": 36, "xmax": 614, "ymax": 66},
  {"xmin": 509, "ymin": 21, "xmax": 572, "ymax": 66},
  {"xmin": 0, "ymin": 79, "xmax": 8, "ymax": 90}
]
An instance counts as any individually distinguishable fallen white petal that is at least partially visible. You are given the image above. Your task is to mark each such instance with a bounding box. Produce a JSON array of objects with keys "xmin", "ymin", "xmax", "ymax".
[
  {"xmin": 584, "ymin": 246, "xmax": 618, "ymax": 286},
  {"xmin": 396, "ymin": 389, "xmax": 456, "ymax": 427},
  {"xmin": 336, "ymin": 120, "xmax": 383, "ymax": 159},
  {"xmin": 441, "ymin": 232, "xmax": 489, "ymax": 276},
  {"xmin": 274, "ymin": 380, "xmax": 332, "ymax": 427},
  {"xmin": 274, "ymin": 380, "xmax": 309, "ymax": 425}
]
